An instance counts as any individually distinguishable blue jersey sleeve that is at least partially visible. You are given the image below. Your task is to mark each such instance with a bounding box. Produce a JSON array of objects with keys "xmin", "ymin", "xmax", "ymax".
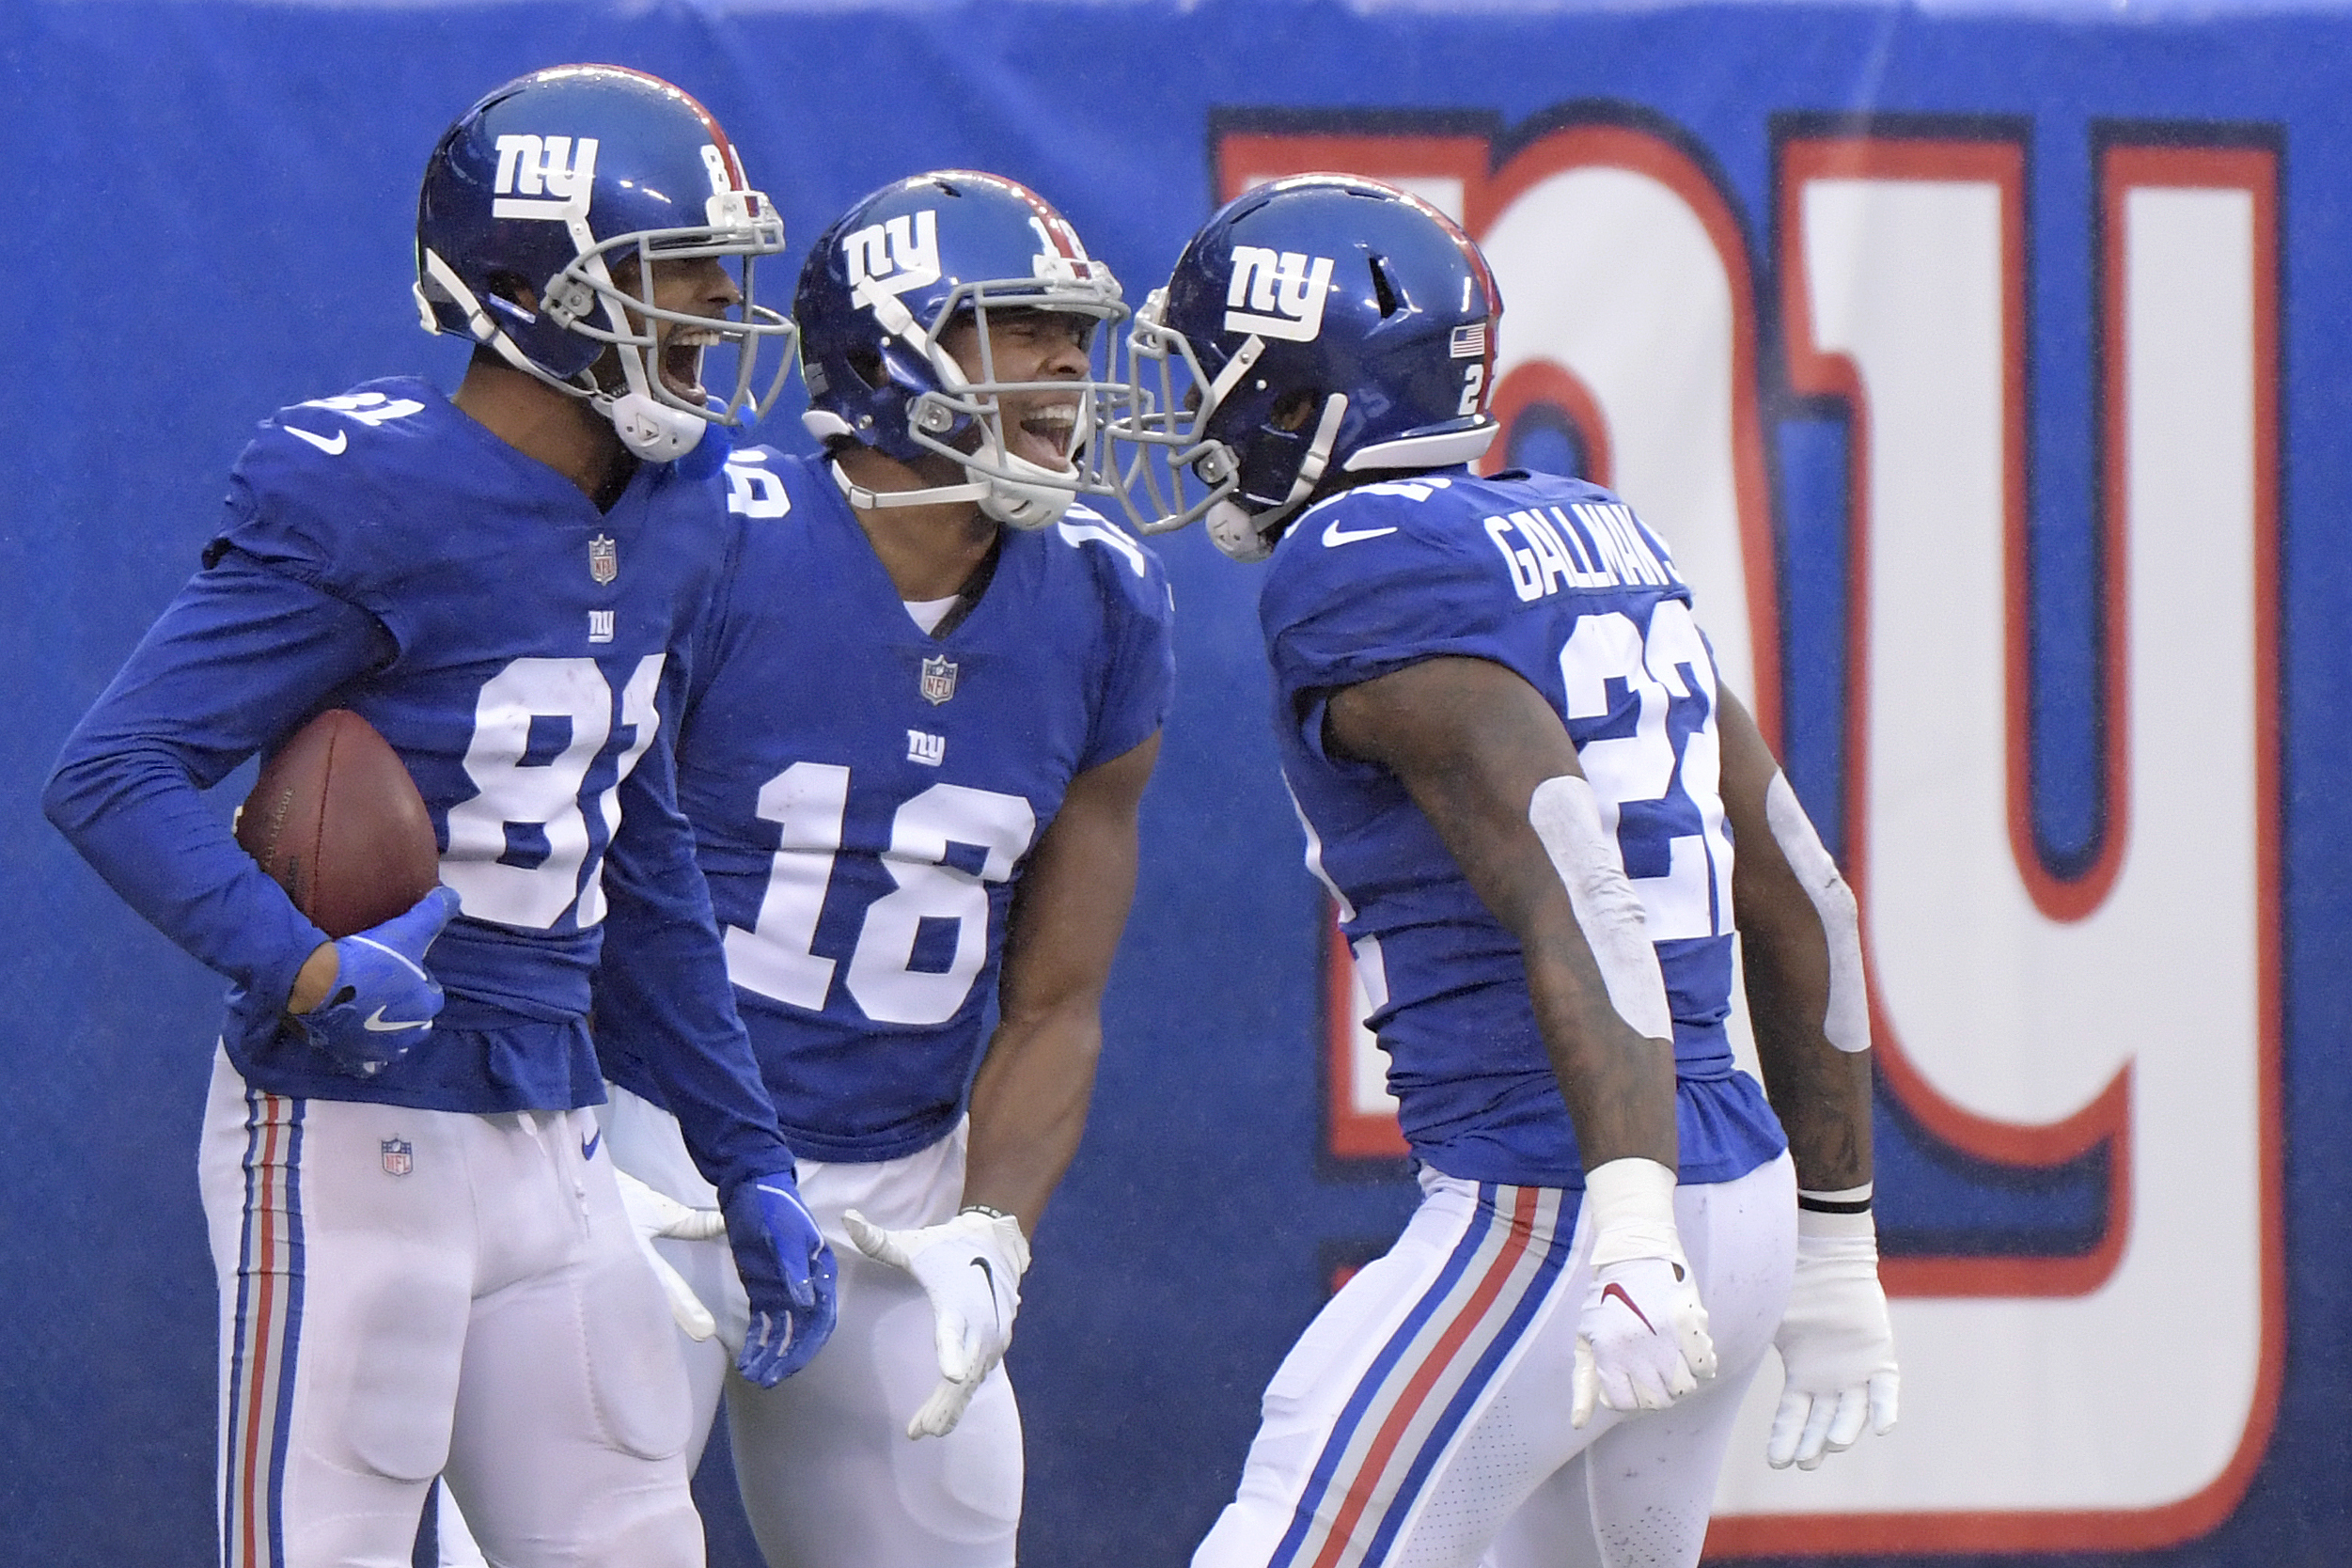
[
  {"xmin": 594, "ymin": 692, "xmax": 798, "ymax": 1197},
  {"xmin": 1077, "ymin": 524, "xmax": 1176, "ymax": 772},
  {"xmin": 1260, "ymin": 482, "xmax": 1520, "ymax": 748},
  {"xmin": 42, "ymin": 546, "xmax": 397, "ymax": 1015},
  {"xmin": 678, "ymin": 507, "xmax": 754, "ymax": 726}
]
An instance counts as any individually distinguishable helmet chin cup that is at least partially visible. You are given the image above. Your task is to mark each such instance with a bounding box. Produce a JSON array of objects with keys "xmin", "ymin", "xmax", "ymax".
[
  {"xmin": 1206, "ymin": 497, "xmax": 1276, "ymax": 563},
  {"xmin": 608, "ymin": 389, "xmax": 708, "ymax": 463},
  {"xmin": 977, "ymin": 456, "xmax": 1079, "ymax": 529}
]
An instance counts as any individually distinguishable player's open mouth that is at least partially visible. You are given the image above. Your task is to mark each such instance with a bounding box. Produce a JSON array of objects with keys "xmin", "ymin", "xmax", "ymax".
[
  {"xmin": 662, "ymin": 328, "xmax": 717, "ymax": 402},
  {"xmin": 1011, "ymin": 403, "xmax": 1080, "ymax": 470}
]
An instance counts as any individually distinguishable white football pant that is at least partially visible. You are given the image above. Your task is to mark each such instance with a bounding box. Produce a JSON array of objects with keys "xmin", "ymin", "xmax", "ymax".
[
  {"xmin": 198, "ymin": 1046, "xmax": 701, "ymax": 1568},
  {"xmin": 1195, "ymin": 1153, "xmax": 1795, "ymax": 1568},
  {"xmin": 601, "ymin": 1084, "xmax": 1026, "ymax": 1568}
]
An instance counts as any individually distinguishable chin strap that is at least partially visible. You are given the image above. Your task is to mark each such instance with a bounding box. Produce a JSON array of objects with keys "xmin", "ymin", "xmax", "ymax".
[
  {"xmin": 1204, "ymin": 392, "xmax": 1351, "ymax": 563},
  {"xmin": 606, "ymin": 390, "xmax": 709, "ymax": 462},
  {"xmin": 825, "ymin": 449, "xmax": 1078, "ymax": 530},
  {"xmin": 828, "ymin": 458, "xmax": 991, "ymax": 511}
]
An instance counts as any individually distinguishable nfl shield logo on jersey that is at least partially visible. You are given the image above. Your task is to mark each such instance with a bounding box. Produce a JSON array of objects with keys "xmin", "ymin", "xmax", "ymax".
[
  {"xmin": 380, "ymin": 1138, "xmax": 414, "ymax": 1178},
  {"xmin": 920, "ymin": 654, "xmax": 959, "ymax": 705},
  {"xmin": 588, "ymin": 534, "xmax": 619, "ymax": 585}
]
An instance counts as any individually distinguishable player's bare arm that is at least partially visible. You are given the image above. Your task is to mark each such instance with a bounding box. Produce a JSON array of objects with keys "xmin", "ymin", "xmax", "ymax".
[
  {"xmin": 1716, "ymin": 683, "xmax": 1898, "ymax": 1469},
  {"xmin": 1325, "ymin": 652, "xmax": 1716, "ymax": 1423},
  {"xmin": 1323, "ymin": 655, "xmax": 1677, "ymax": 1169},
  {"xmin": 844, "ymin": 729, "xmax": 1162, "ymax": 1441},
  {"xmin": 964, "ymin": 729, "xmax": 1162, "ymax": 1229},
  {"xmin": 1716, "ymin": 686, "xmax": 1871, "ymax": 1190}
]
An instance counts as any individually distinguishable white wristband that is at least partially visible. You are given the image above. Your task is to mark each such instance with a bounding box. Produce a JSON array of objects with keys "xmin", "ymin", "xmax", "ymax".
[
  {"xmin": 1582, "ymin": 1156, "xmax": 1687, "ymax": 1270},
  {"xmin": 1795, "ymin": 1205, "xmax": 1878, "ymax": 1244}
]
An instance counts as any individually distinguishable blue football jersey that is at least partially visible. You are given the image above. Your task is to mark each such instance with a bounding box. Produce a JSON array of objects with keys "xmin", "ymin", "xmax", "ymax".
[
  {"xmin": 47, "ymin": 380, "xmax": 790, "ymax": 1186},
  {"xmin": 594, "ymin": 449, "xmax": 1175, "ymax": 1163},
  {"xmin": 1261, "ymin": 468, "xmax": 1787, "ymax": 1190}
]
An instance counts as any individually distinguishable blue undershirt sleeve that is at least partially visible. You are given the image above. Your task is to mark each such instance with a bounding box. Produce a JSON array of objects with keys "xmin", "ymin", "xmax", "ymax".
[
  {"xmin": 596, "ymin": 722, "xmax": 796, "ymax": 1200},
  {"xmin": 42, "ymin": 548, "xmax": 397, "ymax": 1015}
]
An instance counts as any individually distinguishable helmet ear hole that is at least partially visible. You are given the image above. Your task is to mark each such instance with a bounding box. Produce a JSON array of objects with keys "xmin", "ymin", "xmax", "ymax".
[
  {"xmin": 846, "ymin": 343, "xmax": 886, "ymax": 394},
  {"xmin": 484, "ymin": 270, "xmax": 537, "ymax": 315},
  {"xmin": 1271, "ymin": 388, "xmax": 1321, "ymax": 433}
]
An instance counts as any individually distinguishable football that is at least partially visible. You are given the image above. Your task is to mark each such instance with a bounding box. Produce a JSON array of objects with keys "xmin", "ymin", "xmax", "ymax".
[{"xmin": 235, "ymin": 709, "xmax": 442, "ymax": 939}]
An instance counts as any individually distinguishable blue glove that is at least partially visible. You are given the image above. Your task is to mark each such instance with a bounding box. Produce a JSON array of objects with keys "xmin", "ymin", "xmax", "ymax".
[
  {"xmin": 288, "ymin": 886, "xmax": 462, "ymax": 1078},
  {"xmin": 722, "ymin": 1168, "xmax": 839, "ymax": 1387}
]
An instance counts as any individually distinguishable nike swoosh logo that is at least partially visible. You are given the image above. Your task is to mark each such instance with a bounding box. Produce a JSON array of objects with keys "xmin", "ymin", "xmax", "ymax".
[
  {"xmin": 283, "ymin": 425, "xmax": 348, "ymax": 455},
  {"xmin": 969, "ymin": 1256, "xmax": 1001, "ymax": 1332},
  {"xmin": 1322, "ymin": 519, "xmax": 1397, "ymax": 547},
  {"xmin": 1600, "ymin": 1280, "xmax": 1657, "ymax": 1334},
  {"xmin": 581, "ymin": 1129, "xmax": 602, "ymax": 1162},
  {"xmin": 360, "ymin": 1007, "xmax": 431, "ymax": 1033}
]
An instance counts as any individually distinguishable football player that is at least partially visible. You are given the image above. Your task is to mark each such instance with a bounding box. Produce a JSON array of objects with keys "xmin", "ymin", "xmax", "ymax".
[
  {"xmin": 587, "ymin": 170, "xmax": 1174, "ymax": 1567},
  {"xmin": 1108, "ymin": 176, "xmax": 1897, "ymax": 1567},
  {"xmin": 42, "ymin": 66, "xmax": 836, "ymax": 1568}
]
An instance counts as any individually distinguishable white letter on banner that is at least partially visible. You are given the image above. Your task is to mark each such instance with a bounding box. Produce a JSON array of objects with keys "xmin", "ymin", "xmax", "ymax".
[
  {"xmin": 1707, "ymin": 144, "xmax": 2280, "ymax": 1547},
  {"xmin": 1478, "ymin": 146, "xmax": 1761, "ymax": 708}
]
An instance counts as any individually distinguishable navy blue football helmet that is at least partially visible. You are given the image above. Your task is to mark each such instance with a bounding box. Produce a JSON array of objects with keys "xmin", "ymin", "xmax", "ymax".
[
  {"xmin": 414, "ymin": 64, "xmax": 794, "ymax": 462},
  {"xmin": 1111, "ymin": 175, "xmax": 1501, "ymax": 560},
  {"xmin": 795, "ymin": 171, "xmax": 1128, "ymax": 528}
]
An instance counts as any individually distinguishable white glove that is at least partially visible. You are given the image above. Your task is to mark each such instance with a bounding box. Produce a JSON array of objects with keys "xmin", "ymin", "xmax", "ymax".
[
  {"xmin": 613, "ymin": 1166, "xmax": 727, "ymax": 1342},
  {"xmin": 1571, "ymin": 1158, "xmax": 1718, "ymax": 1427},
  {"xmin": 1768, "ymin": 1204, "xmax": 1899, "ymax": 1469},
  {"xmin": 845, "ymin": 1204, "xmax": 1030, "ymax": 1439}
]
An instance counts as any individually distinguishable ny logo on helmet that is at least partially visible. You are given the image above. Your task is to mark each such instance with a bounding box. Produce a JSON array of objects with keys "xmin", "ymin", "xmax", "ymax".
[
  {"xmin": 1225, "ymin": 246, "xmax": 1336, "ymax": 342},
  {"xmin": 846, "ymin": 211, "xmax": 942, "ymax": 310},
  {"xmin": 492, "ymin": 134, "xmax": 599, "ymax": 221}
]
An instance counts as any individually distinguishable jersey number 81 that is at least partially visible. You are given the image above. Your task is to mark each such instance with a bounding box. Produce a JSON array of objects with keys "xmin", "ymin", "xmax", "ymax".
[{"xmin": 440, "ymin": 655, "xmax": 663, "ymax": 930}]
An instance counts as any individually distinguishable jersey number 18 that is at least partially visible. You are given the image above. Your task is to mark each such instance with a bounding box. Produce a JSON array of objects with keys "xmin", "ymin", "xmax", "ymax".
[{"xmin": 725, "ymin": 763, "xmax": 1038, "ymax": 1027}]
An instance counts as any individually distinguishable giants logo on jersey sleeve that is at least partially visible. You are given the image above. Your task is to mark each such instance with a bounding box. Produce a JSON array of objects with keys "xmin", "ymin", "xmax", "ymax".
[{"xmin": 1227, "ymin": 246, "xmax": 1337, "ymax": 341}]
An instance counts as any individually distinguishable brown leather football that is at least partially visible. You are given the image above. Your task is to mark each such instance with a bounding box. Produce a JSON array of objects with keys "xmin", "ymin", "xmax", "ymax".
[{"xmin": 235, "ymin": 709, "xmax": 441, "ymax": 938}]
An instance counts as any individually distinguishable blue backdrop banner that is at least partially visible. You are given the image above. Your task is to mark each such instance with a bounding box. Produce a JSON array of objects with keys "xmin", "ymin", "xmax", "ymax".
[{"xmin": 4, "ymin": 2, "xmax": 2345, "ymax": 1563}]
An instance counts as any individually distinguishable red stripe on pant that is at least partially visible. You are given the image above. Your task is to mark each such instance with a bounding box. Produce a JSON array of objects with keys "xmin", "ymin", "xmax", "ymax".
[
  {"xmin": 1308, "ymin": 1184, "xmax": 1544, "ymax": 1568},
  {"xmin": 236, "ymin": 1098, "xmax": 290, "ymax": 1568}
]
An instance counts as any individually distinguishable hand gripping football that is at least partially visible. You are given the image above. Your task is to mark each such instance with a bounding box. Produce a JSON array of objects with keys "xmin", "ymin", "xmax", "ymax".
[{"xmin": 235, "ymin": 709, "xmax": 441, "ymax": 938}]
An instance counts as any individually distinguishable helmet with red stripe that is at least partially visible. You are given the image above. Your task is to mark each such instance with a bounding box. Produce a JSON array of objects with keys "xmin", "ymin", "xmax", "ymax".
[
  {"xmin": 1112, "ymin": 174, "xmax": 1502, "ymax": 560},
  {"xmin": 414, "ymin": 64, "xmax": 794, "ymax": 462},
  {"xmin": 795, "ymin": 170, "xmax": 1129, "ymax": 528}
]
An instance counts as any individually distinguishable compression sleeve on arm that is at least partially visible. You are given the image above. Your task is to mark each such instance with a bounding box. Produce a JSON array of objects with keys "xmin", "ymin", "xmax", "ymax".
[
  {"xmin": 596, "ymin": 725, "xmax": 798, "ymax": 1200},
  {"xmin": 1527, "ymin": 774, "xmax": 1673, "ymax": 1043},
  {"xmin": 1764, "ymin": 770, "xmax": 1870, "ymax": 1053},
  {"xmin": 42, "ymin": 549, "xmax": 395, "ymax": 1011}
]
